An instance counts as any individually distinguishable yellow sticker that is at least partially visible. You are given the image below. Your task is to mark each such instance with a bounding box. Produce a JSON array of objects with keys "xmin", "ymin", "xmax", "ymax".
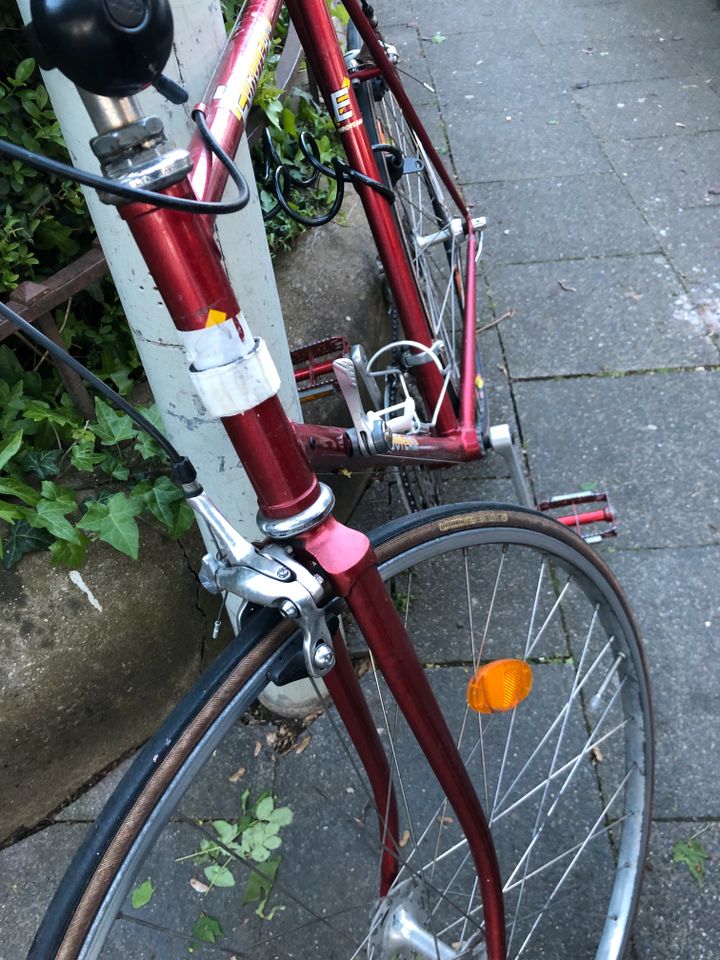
[
  {"xmin": 205, "ymin": 309, "xmax": 228, "ymax": 328},
  {"xmin": 475, "ymin": 375, "xmax": 485, "ymax": 389},
  {"xmin": 391, "ymin": 434, "xmax": 420, "ymax": 450}
]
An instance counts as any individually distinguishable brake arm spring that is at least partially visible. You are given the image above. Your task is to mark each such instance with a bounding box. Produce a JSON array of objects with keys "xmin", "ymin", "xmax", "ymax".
[{"xmin": 257, "ymin": 128, "xmax": 395, "ymax": 227}]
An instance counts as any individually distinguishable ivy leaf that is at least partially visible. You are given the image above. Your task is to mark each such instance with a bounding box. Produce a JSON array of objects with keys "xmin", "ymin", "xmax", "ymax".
[
  {"xmin": 50, "ymin": 535, "xmax": 88, "ymax": 568},
  {"xmin": 264, "ymin": 97, "xmax": 284, "ymax": 129},
  {"xmin": 191, "ymin": 914, "xmax": 223, "ymax": 945},
  {"xmin": 0, "ymin": 345, "xmax": 25, "ymax": 386},
  {"xmin": 280, "ymin": 107, "xmax": 297, "ymax": 137},
  {"xmin": 40, "ymin": 481, "xmax": 77, "ymax": 509},
  {"xmin": 141, "ymin": 475, "xmax": 181, "ymax": 524},
  {"xmin": 93, "ymin": 397, "xmax": 138, "ymax": 446},
  {"xmin": 143, "ymin": 477, "xmax": 195, "ymax": 538},
  {"xmin": 22, "ymin": 400, "xmax": 78, "ymax": 429},
  {"xmin": 673, "ymin": 838, "xmax": 708, "ymax": 890},
  {"xmin": 136, "ymin": 403, "xmax": 165, "ymax": 431},
  {"xmin": 204, "ymin": 864, "xmax": 236, "ymax": 888},
  {"xmin": 2, "ymin": 519, "xmax": 53, "ymax": 568},
  {"xmin": 131, "ymin": 878, "xmax": 155, "ymax": 909},
  {"xmin": 109, "ymin": 364, "xmax": 134, "ymax": 396},
  {"xmin": 99, "ymin": 453, "xmax": 130, "ymax": 481},
  {"xmin": 78, "ymin": 492, "xmax": 142, "ymax": 559},
  {"xmin": 33, "ymin": 498, "xmax": 80, "ymax": 543},
  {"xmin": 133, "ymin": 432, "xmax": 163, "ymax": 461},
  {"xmin": 70, "ymin": 439, "xmax": 105, "ymax": 472},
  {"xmin": 19, "ymin": 447, "xmax": 61, "ymax": 479},
  {"xmin": 0, "ymin": 429, "xmax": 23, "ymax": 472},
  {"xmin": 0, "ymin": 476, "xmax": 40, "ymax": 506},
  {"xmin": 0, "ymin": 500, "xmax": 24, "ymax": 523}
]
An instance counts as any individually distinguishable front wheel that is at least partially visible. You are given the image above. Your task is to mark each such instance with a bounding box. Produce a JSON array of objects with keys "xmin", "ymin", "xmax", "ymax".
[{"xmin": 31, "ymin": 504, "xmax": 652, "ymax": 960}]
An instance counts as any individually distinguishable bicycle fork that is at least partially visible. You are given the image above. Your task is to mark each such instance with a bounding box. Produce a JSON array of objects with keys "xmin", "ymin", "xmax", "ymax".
[{"xmin": 296, "ymin": 517, "xmax": 507, "ymax": 960}]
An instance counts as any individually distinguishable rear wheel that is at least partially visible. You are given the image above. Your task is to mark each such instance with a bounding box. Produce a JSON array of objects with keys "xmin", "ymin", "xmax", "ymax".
[
  {"xmin": 31, "ymin": 505, "xmax": 652, "ymax": 960},
  {"xmin": 347, "ymin": 20, "xmax": 488, "ymax": 442}
]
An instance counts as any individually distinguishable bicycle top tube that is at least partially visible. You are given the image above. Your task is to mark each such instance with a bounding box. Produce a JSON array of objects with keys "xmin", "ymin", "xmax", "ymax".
[{"xmin": 189, "ymin": 0, "xmax": 286, "ymax": 206}]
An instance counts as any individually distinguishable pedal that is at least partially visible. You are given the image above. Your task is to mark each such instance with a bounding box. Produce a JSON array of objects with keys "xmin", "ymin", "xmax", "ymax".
[
  {"xmin": 536, "ymin": 492, "xmax": 617, "ymax": 543},
  {"xmin": 291, "ymin": 337, "xmax": 350, "ymax": 402}
]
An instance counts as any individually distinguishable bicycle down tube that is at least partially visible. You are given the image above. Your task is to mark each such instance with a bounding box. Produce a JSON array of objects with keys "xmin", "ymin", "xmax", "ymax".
[{"xmin": 100, "ymin": 1, "xmax": 508, "ymax": 957}]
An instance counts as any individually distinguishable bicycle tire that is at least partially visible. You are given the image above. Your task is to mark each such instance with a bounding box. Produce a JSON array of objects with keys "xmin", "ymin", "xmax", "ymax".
[{"xmin": 30, "ymin": 503, "xmax": 652, "ymax": 960}]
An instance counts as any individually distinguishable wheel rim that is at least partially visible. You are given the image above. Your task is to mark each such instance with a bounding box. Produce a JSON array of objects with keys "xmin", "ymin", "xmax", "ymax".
[{"xmin": 64, "ymin": 515, "xmax": 650, "ymax": 960}]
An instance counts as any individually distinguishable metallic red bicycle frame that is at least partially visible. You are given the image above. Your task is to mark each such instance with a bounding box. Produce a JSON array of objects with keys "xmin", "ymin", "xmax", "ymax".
[{"xmin": 118, "ymin": 0, "xmax": 506, "ymax": 954}]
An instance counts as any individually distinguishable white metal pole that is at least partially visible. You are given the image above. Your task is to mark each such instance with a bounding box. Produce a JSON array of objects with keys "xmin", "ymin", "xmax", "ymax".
[
  {"xmin": 16, "ymin": 0, "xmax": 301, "ymax": 541},
  {"xmin": 17, "ymin": 0, "xmax": 323, "ymax": 714}
]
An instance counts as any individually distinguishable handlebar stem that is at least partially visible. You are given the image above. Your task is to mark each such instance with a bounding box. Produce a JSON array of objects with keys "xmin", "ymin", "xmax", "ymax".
[{"xmin": 78, "ymin": 91, "xmax": 144, "ymax": 136}]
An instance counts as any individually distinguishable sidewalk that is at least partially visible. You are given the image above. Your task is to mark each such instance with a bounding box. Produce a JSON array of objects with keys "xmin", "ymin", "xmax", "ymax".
[{"xmin": 2, "ymin": 0, "xmax": 719, "ymax": 955}]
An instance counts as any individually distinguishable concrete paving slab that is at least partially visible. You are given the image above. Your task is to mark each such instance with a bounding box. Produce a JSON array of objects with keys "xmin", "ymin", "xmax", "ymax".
[
  {"xmin": 524, "ymin": 2, "xmax": 660, "ymax": 46},
  {"xmin": 487, "ymin": 254, "xmax": 717, "ymax": 377},
  {"xmin": 514, "ymin": 370, "xmax": 720, "ymax": 548},
  {"xmin": 0, "ymin": 824, "xmax": 88, "ymax": 960},
  {"xmin": 633, "ymin": 822, "xmax": 720, "ymax": 960},
  {"xmin": 439, "ymin": 89, "xmax": 610, "ymax": 182},
  {"xmin": 406, "ymin": 0, "xmax": 529, "ymax": 38},
  {"xmin": 609, "ymin": 546, "xmax": 720, "ymax": 819},
  {"xmin": 544, "ymin": 35, "xmax": 715, "ymax": 86},
  {"xmin": 421, "ymin": 22, "xmax": 546, "ymax": 65},
  {"xmin": 471, "ymin": 174, "xmax": 660, "ymax": 266},
  {"xmin": 657, "ymin": 206, "xmax": 720, "ymax": 290},
  {"xmin": 573, "ymin": 76, "xmax": 720, "ymax": 140},
  {"xmin": 633, "ymin": 0, "xmax": 720, "ymax": 43},
  {"xmin": 602, "ymin": 131, "xmax": 720, "ymax": 220}
]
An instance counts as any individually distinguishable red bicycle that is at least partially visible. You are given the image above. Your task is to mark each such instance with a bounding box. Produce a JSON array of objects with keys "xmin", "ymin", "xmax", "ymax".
[{"xmin": 1, "ymin": 0, "xmax": 652, "ymax": 956}]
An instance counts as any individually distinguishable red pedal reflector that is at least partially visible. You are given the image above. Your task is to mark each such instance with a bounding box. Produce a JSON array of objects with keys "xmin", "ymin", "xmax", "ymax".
[
  {"xmin": 292, "ymin": 337, "xmax": 350, "ymax": 399},
  {"xmin": 537, "ymin": 492, "xmax": 617, "ymax": 542}
]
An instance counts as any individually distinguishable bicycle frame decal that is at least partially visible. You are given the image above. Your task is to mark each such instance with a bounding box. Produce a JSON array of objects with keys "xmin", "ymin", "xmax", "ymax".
[
  {"xmin": 329, "ymin": 77, "xmax": 355, "ymax": 124},
  {"xmin": 189, "ymin": 0, "xmax": 285, "ymax": 204},
  {"xmin": 214, "ymin": 13, "xmax": 273, "ymax": 122}
]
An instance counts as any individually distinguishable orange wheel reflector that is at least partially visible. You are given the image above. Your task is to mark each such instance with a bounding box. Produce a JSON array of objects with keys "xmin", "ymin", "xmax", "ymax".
[{"xmin": 467, "ymin": 659, "xmax": 533, "ymax": 714}]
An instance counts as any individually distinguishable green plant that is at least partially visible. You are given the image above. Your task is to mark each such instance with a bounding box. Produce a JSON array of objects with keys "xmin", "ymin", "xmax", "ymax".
[
  {"xmin": 181, "ymin": 790, "xmax": 293, "ymax": 919},
  {"xmin": 0, "ymin": 375, "xmax": 194, "ymax": 568},
  {"xmin": 673, "ymin": 834, "xmax": 709, "ymax": 890},
  {"xmin": 253, "ymin": 86, "xmax": 343, "ymax": 255}
]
